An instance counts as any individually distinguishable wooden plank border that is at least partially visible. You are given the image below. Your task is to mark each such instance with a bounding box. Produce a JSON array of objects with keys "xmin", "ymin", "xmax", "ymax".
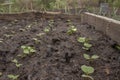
[{"xmin": 81, "ymin": 12, "xmax": 120, "ymax": 44}]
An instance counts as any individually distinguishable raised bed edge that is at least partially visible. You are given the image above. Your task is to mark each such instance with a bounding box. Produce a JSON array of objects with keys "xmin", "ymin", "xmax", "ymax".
[
  {"xmin": 81, "ymin": 12, "xmax": 120, "ymax": 45},
  {"xmin": 0, "ymin": 11, "xmax": 81, "ymax": 21}
]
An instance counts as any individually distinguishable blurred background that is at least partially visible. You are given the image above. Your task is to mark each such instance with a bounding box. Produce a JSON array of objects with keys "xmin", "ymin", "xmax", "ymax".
[{"xmin": 0, "ymin": 0, "xmax": 120, "ymax": 20}]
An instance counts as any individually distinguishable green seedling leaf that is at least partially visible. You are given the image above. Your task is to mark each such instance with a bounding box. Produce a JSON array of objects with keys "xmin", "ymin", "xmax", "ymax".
[
  {"xmin": 84, "ymin": 43, "xmax": 92, "ymax": 48},
  {"xmin": 23, "ymin": 49, "xmax": 29, "ymax": 54},
  {"xmin": 44, "ymin": 27, "xmax": 50, "ymax": 33},
  {"xmin": 21, "ymin": 45, "xmax": 36, "ymax": 57},
  {"xmin": 71, "ymin": 26, "xmax": 77, "ymax": 30},
  {"xmin": 16, "ymin": 63, "xmax": 22, "ymax": 68},
  {"xmin": 78, "ymin": 37, "xmax": 86, "ymax": 43},
  {"xmin": 12, "ymin": 59, "xmax": 22, "ymax": 68},
  {"xmin": 91, "ymin": 55, "xmax": 99, "ymax": 59},
  {"xmin": 73, "ymin": 28, "xmax": 77, "ymax": 31},
  {"xmin": 83, "ymin": 54, "xmax": 90, "ymax": 60},
  {"xmin": 115, "ymin": 45, "xmax": 120, "ymax": 50},
  {"xmin": 17, "ymin": 54, "xmax": 26, "ymax": 58},
  {"xmin": 8, "ymin": 74, "xmax": 19, "ymax": 80},
  {"xmin": 32, "ymin": 38, "xmax": 38, "ymax": 41},
  {"xmin": 83, "ymin": 54, "xmax": 99, "ymax": 60},
  {"xmin": 32, "ymin": 38, "xmax": 41, "ymax": 43},
  {"xmin": 27, "ymin": 46, "xmax": 31, "ymax": 50},
  {"xmin": 21, "ymin": 46, "xmax": 26, "ymax": 49},
  {"xmin": 49, "ymin": 24, "xmax": 52, "ymax": 27},
  {"xmin": 82, "ymin": 74, "xmax": 94, "ymax": 80},
  {"xmin": 82, "ymin": 47, "xmax": 89, "ymax": 50},
  {"xmin": 67, "ymin": 26, "xmax": 77, "ymax": 35},
  {"xmin": 81, "ymin": 65, "xmax": 94, "ymax": 75},
  {"xmin": 12, "ymin": 59, "xmax": 18, "ymax": 63},
  {"xmin": 67, "ymin": 30, "xmax": 72, "ymax": 34},
  {"xmin": 30, "ymin": 49, "xmax": 36, "ymax": 53}
]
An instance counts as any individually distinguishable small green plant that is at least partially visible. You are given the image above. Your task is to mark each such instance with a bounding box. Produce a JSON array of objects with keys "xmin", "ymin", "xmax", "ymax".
[
  {"xmin": 77, "ymin": 37, "xmax": 86, "ymax": 43},
  {"xmin": 81, "ymin": 65, "xmax": 94, "ymax": 80},
  {"xmin": 20, "ymin": 46, "xmax": 36, "ymax": 57},
  {"xmin": 44, "ymin": 27, "xmax": 50, "ymax": 33},
  {"xmin": 12, "ymin": 59, "xmax": 22, "ymax": 68},
  {"xmin": 25, "ymin": 24, "xmax": 32, "ymax": 30},
  {"xmin": 83, "ymin": 43, "xmax": 92, "ymax": 50},
  {"xmin": 83, "ymin": 54, "xmax": 99, "ymax": 60},
  {"xmin": 32, "ymin": 38, "xmax": 41, "ymax": 43},
  {"xmin": 66, "ymin": 19, "xmax": 72, "ymax": 26},
  {"xmin": 115, "ymin": 45, "xmax": 120, "ymax": 50},
  {"xmin": 48, "ymin": 20, "xmax": 54, "ymax": 26},
  {"xmin": 8, "ymin": 74, "xmax": 19, "ymax": 80},
  {"xmin": 78, "ymin": 37, "xmax": 92, "ymax": 50},
  {"xmin": 21, "ymin": 46, "xmax": 36, "ymax": 54},
  {"xmin": 46, "ymin": 20, "xmax": 54, "ymax": 31},
  {"xmin": 67, "ymin": 26, "xmax": 77, "ymax": 35}
]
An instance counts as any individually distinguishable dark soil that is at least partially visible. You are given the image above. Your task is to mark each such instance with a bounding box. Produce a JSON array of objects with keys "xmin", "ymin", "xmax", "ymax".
[{"xmin": 0, "ymin": 13, "xmax": 120, "ymax": 80}]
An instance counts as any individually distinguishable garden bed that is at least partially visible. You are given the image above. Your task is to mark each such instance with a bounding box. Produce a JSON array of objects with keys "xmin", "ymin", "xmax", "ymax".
[{"xmin": 0, "ymin": 12, "xmax": 120, "ymax": 80}]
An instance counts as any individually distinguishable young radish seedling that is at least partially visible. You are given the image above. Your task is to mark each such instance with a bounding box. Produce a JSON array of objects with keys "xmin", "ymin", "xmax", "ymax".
[
  {"xmin": 83, "ymin": 54, "xmax": 99, "ymax": 60},
  {"xmin": 83, "ymin": 43, "xmax": 92, "ymax": 50},
  {"xmin": 19, "ymin": 46, "xmax": 36, "ymax": 58},
  {"xmin": 12, "ymin": 59, "xmax": 22, "ymax": 68},
  {"xmin": 44, "ymin": 27, "xmax": 50, "ymax": 33},
  {"xmin": 66, "ymin": 19, "xmax": 72, "ymax": 26},
  {"xmin": 32, "ymin": 38, "xmax": 41, "ymax": 44},
  {"xmin": 47, "ymin": 20, "xmax": 54, "ymax": 31},
  {"xmin": 8, "ymin": 74, "xmax": 19, "ymax": 80},
  {"xmin": 81, "ymin": 65, "xmax": 95, "ymax": 80},
  {"xmin": 67, "ymin": 26, "xmax": 77, "ymax": 35},
  {"xmin": 48, "ymin": 20, "xmax": 54, "ymax": 27},
  {"xmin": 78, "ymin": 37, "xmax": 92, "ymax": 50}
]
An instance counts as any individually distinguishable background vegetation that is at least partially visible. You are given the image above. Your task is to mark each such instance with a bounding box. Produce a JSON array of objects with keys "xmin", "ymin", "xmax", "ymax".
[{"xmin": 0, "ymin": 0, "xmax": 120, "ymax": 17}]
